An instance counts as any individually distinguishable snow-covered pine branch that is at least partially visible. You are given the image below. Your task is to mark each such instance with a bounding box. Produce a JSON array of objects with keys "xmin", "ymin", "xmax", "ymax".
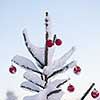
[
  {"xmin": 23, "ymin": 72, "xmax": 45, "ymax": 89},
  {"xmin": 46, "ymin": 82, "xmax": 64, "ymax": 100},
  {"xmin": 47, "ymin": 78, "xmax": 70, "ymax": 88},
  {"xmin": 47, "ymin": 60, "xmax": 76, "ymax": 79},
  {"xmin": 56, "ymin": 78, "xmax": 70, "ymax": 88},
  {"xmin": 11, "ymin": 55, "xmax": 42, "ymax": 75},
  {"xmin": 47, "ymin": 90, "xmax": 64, "ymax": 100},
  {"xmin": 52, "ymin": 46, "xmax": 76, "ymax": 70},
  {"xmin": 43, "ymin": 47, "xmax": 76, "ymax": 77},
  {"xmin": 23, "ymin": 29, "xmax": 45, "ymax": 68},
  {"xmin": 23, "ymin": 89, "xmax": 47, "ymax": 100},
  {"xmin": 47, "ymin": 89, "xmax": 61, "ymax": 98},
  {"xmin": 21, "ymin": 81, "xmax": 40, "ymax": 92},
  {"xmin": 23, "ymin": 29, "xmax": 55, "ymax": 67},
  {"xmin": 23, "ymin": 89, "xmax": 64, "ymax": 100}
]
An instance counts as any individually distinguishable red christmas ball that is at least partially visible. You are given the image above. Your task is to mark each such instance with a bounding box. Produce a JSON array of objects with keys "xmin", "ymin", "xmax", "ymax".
[
  {"xmin": 74, "ymin": 66, "xmax": 81, "ymax": 74},
  {"xmin": 91, "ymin": 89, "xmax": 99, "ymax": 98},
  {"xmin": 9, "ymin": 65, "xmax": 17, "ymax": 74},
  {"xmin": 46, "ymin": 39, "xmax": 53, "ymax": 47},
  {"xmin": 55, "ymin": 39, "xmax": 62, "ymax": 46},
  {"xmin": 67, "ymin": 84, "xmax": 75, "ymax": 92}
]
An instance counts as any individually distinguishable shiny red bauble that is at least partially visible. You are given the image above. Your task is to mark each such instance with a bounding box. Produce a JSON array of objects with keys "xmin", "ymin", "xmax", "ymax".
[
  {"xmin": 91, "ymin": 89, "xmax": 99, "ymax": 98},
  {"xmin": 9, "ymin": 65, "xmax": 17, "ymax": 74},
  {"xmin": 46, "ymin": 39, "xmax": 53, "ymax": 47},
  {"xmin": 55, "ymin": 39, "xmax": 62, "ymax": 46},
  {"xmin": 74, "ymin": 66, "xmax": 81, "ymax": 74},
  {"xmin": 67, "ymin": 84, "xmax": 75, "ymax": 92}
]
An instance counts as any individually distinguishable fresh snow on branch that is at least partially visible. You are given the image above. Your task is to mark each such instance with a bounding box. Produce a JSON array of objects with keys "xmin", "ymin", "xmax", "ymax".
[
  {"xmin": 47, "ymin": 90, "xmax": 64, "ymax": 100},
  {"xmin": 51, "ymin": 47, "xmax": 76, "ymax": 70},
  {"xmin": 44, "ymin": 60, "xmax": 77, "ymax": 78},
  {"xmin": 22, "ymin": 30, "xmax": 55, "ymax": 68},
  {"xmin": 21, "ymin": 81, "xmax": 40, "ymax": 92},
  {"xmin": 23, "ymin": 72, "xmax": 45, "ymax": 88},
  {"xmin": 23, "ymin": 90, "xmax": 63, "ymax": 100},
  {"xmin": 23, "ymin": 89, "xmax": 47, "ymax": 100},
  {"xmin": 43, "ymin": 47, "xmax": 76, "ymax": 76},
  {"xmin": 23, "ymin": 30, "xmax": 44, "ymax": 68},
  {"xmin": 23, "ymin": 81, "xmax": 64, "ymax": 100},
  {"xmin": 11, "ymin": 55, "xmax": 42, "ymax": 74},
  {"xmin": 47, "ymin": 78, "xmax": 70, "ymax": 88}
]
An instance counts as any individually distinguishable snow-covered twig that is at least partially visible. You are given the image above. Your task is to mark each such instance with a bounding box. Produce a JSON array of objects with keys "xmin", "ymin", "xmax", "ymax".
[
  {"xmin": 21, "ymin": 85, "xmax": 39, "ymax": 92},
  {"xmin": 56, "ymin": 78, "xmax": 70, "ymax": 88},
  {"xmin": 24, "ymin": 76, "xmax": 45, "ymax": 89},
  {"xmin": 47, "ymin": 89, "xmax": 62, "ymax": 99},
  {"xmin": 21, "ymin": 81, "xmax": 40, "ymax": 92},
  {"xmin": 11, "ymin": 55, "xmax": 43, "ymax": 75},
  {"xmin": 48, "ymin": 60, "xmax": 76, "ymax": 79},
  {"xmin": 52, "ymin": 46, "xmax": 76, "ymax": 70},
  {"xmin": 23, "ymin": 72, "xmax": 45, "ymax": 89},
  {"xmin": 47, "ymin": 67, "xmax": 65, "ymax": 79},
  {"xmin": 23, "ymin": 31, "xmax": 44, "ymax": 68}
]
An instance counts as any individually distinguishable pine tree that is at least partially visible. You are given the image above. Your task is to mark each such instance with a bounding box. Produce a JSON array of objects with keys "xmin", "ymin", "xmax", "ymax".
[{"xmin": 10, "ymin": 12, "xmax": 99, "ymax": 100}]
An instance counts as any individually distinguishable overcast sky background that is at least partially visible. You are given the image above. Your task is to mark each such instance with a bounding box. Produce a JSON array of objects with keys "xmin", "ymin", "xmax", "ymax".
[{"xmin": 0, "ymin": 0, "xmax": 100, "ymax": 100}]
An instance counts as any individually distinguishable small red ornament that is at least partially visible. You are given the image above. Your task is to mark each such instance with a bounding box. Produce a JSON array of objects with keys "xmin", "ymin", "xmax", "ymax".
[
  {"xmin": 91, "ymin": 89, "xmax": 99, "ymax": 98},
  {"xmin": 73, "ymin": 66, "xmax": 81, "ymax": 74},
  {"xmin": 67, "ymin": 84, "xmax": 75, "ymax": 92},
  {"xmin": 46, "ymin": 39, "xmax": 53, "ymax": 47},
  {"xmin": 55, "ymin": 39, "xmax": 62, "ymax": 46},
  {"xmin": 9, "ymin": 65, "xmax": 17, "ymax": 74}
]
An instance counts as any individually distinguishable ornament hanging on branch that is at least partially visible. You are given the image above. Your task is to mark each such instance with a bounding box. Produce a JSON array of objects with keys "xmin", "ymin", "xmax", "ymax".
[
  {"xmin": 46, "ymin": 37, "xmax": 62, "ymax": 47},
  {"xmin": 67, "ymin": 84, "xmax": 75, "ymax": 92},
  {"xmin": 73, "ymin": 65, "xmax": 81, "ymax": 75},
  {"xmin": 46, "ymin": 39, "xmax": 53, "ymax": 47},
  {"xmin": 9, "ymin": 65, "xmax": 17, "ymax": 74},
  {"xmin": 55, "ymin": 38, "xmax": 62, "ymax": 46},
  {"xmin": 91, "ymin": 88, "xmax": 99, "ymax": 99}
]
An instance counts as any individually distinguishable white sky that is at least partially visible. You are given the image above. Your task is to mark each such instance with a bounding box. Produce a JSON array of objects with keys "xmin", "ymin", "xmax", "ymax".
[{"xmin": 0, "ymin": 0, "xmax": 100, "ymax": 100}]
